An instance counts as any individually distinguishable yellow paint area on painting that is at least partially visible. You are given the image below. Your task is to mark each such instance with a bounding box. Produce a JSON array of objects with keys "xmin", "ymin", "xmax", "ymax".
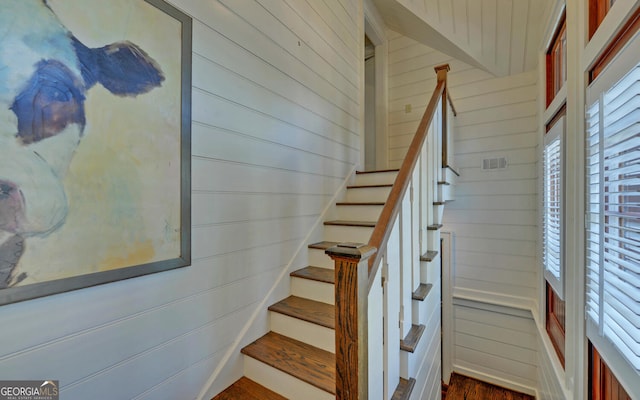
[{"xmin": 99, "ymin": 241, "xmax": 156, "ymax": 272}]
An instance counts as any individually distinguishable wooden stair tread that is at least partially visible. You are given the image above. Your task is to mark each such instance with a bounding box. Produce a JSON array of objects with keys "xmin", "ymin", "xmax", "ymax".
[
  {"xmin": 437, "ymin": 180, "xmax": 451, "ymax": 185},
  {"xmin": 212, "ymin": 377, "xmax": 286, "ymax": 400},
  {"xmin": 241, "ymin": 332, "xmax": 335, "ymax": 394},
  {"xmin": 324, "ymin": 220, "xmax": 376, "ymax": 227},
  {"xmin": 427, "ymin": 224, "xmax": 443, "ymax": 231},
  {"xmin": 400, "ymin": 324, "xmax": 426, "ymax": 353},
  {"xmin": 433, "ymin": 201, "xmax": 446, "ymax": 205},
  {"xmin": 412, "ymin": 283, "xmax": 433, "ymax": 301},
  {"xmin": 268, "ymin": 295, "xmax": 335, "ymax": 329},
  {"xmin": 391, "ymin": 378, "xmax": 416, "ymax": 400},
  {"xmin": 291, "ymin": 266, "xmax": 334, "ymax": 284},
  {"xmin": 346, "ymin": 183, "xmax": 393, "ymax": 189},
  {"xmin": 308, "ymin": 241, "xmax": 339, "ymax": 250},
  {"xmin": 335, "ymin": 201, "xmax": 385, "ymax": 206},
  {"xmin": 420, "ymin": 250, "xmax": 439, "ymax": 262},
  {"xmin": 356, "ymin": 169, "xmax": 399, "ymax": 174}
]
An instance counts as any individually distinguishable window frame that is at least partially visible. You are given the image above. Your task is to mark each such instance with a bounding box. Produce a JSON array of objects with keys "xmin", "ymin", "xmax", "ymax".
[
  {"xmin": 585, "ymin": 24, "xmax": 640, "ymax": 396},
  {"xmin": 546, "ymin": 13, "xmax": 567, "ymax": 107}
]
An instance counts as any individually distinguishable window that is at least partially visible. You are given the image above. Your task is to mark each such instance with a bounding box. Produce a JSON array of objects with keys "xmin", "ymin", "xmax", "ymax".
[
  {"xmin": 586, "ymin": 29, "xmax": 640, "ymax": 383},
  {"xmin": 546, "ymin": 13, "xmax": 567, "ymax": 106},
  {"xmin": 544, "ymin": 113, "xmax": 565, "ymax": 299}
]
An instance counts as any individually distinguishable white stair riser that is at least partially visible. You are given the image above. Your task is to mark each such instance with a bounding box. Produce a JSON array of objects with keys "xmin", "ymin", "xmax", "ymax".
[
  {"xmin": 426, "ymin": 231, "xmax": 440, "ymax": 253},
  {"xmin": 443, "ymin": 168, "xmax": 457, "ymax": 185},
  {"xmin": 308, "ymin": 248, "xmax": 334, "ymax": 268},
  {"xmin": 354, "ymin": 171, "xmax": 398, "ymax": 186},
  {"xmin": 412, "ymin": 285, "xmax": 440, "ymax": 324},
  {"xmin": 438, "ymin": 184, "xmax": 454, "ymax": 202},
  {"xmin": 244, "ymin": 357, "xmax": 334, "ymax": 400},
  {"xmin": 434, "ymin": 204, "xmax": 444, "ymax": 223},
  {"xmin": 270, "ymin": 312, "xmax": 335, "ymax": 352},
  {"xmin": 345, "ymin": 186, "xmax": 391, "ymax": 203},
  {"xmin": 324, "ymin": 225, "xmax": 373, "ymax": 244},
  {"xmin": 291, "ymin": 277, "xmax": 334, "ymax": 305},
  {"xmin": 420, "ymin": 255, "xmax": 441, "ymax": 284},
  {"xmin": 336, "ymin": 204, "xmax": 383, "ymax": 221}
]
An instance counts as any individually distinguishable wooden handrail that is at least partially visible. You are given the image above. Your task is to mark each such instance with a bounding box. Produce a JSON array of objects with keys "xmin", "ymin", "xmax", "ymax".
[{"xmin": 367, "ymin": 68, "xmax": 448, "ymax": 291}]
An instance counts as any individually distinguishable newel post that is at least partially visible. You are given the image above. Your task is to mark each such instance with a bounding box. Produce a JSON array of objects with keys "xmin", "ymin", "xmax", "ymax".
[
  {"xmin": 434, "ymin": 63, "xmax": 450, "ymax": 167},
  {"xmin": 325, "ymin": 243, "xmax": 377, "ymax": 400}
]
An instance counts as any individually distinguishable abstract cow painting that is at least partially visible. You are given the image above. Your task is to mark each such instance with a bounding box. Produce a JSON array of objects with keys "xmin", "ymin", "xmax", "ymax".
[{"xmin": 0, "ymin": 0, "xmax": 191, "ymax": 302}]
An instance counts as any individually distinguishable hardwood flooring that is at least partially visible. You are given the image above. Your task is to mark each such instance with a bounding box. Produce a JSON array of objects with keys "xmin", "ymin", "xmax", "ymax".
[{"xmin": 445, "ymin": 373, "xmax": 535, "ymax": 400}]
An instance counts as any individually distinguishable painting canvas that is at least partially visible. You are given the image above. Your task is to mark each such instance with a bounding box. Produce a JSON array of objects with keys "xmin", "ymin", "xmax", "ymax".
[{"xmin": 0, "ymin": 0, "xmax": 192, "ymax": 305}]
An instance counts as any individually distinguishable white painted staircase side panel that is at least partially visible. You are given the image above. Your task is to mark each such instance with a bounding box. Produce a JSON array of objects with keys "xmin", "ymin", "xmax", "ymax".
[
  {"xmin": 243, "ymin": 357, "xmax": 334, "ymax": 400},
  {"xmin": 402, "ymin": 287, "xmax": 441, "ymax": 378}
]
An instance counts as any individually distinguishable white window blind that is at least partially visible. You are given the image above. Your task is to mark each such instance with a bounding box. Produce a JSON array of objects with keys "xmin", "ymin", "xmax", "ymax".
[
  {"xmin": 586, "ymin": 43, "xmax": 640, "ymax": 375},
  {"xmin": 544, "ymin": 117, "xmax": 564, "ymax": 299}
]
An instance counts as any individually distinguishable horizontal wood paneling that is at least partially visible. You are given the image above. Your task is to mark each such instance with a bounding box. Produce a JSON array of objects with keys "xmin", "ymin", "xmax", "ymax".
[
  {"xmin": 0, "ymin": 1, "xmax": 361, "ymax": 399},
  {"xmin": 454, "ymin": 304, "xmax": 538, "ymax": 390}
]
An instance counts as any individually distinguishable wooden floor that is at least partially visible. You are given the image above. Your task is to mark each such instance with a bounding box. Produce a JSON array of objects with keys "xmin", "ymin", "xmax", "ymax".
[{"xmin": 445, "ymin": 373, "xmax": 535, "ymax": 400}]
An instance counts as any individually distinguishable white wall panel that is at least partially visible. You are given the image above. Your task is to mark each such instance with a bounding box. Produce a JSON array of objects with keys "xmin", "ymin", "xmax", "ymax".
[
  {"xmin": 0, "ymin": 1, "xmax": 362, "ymax": 399},
  {"xmin": 453, "ymin": 303, "xmax": 538, "ymax": 393}
]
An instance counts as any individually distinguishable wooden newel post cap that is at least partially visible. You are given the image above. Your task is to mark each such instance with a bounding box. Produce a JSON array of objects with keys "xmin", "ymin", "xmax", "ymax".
[
  {"xmin": 325, "ymin": 243, "xmax": 377, "ymax": 261},
  {"xmin": 434, "ymin": 63, "xmax": 450, "ymax": 74},
  {"xmin": 434, "ymin": 63, "xmax": 450, "ymax": 82}
]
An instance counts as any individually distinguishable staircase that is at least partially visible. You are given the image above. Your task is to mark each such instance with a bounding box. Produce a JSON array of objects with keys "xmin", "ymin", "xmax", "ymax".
[
  {"xmin": 212, "ymin": 64, "xmax": 455, "ymax": 400},
  {"xmin": 213, "ymin": 166, "xmax": 455, "ymax": 399}
]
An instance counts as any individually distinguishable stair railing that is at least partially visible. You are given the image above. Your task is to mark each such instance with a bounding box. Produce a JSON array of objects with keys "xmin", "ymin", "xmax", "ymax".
[{"xmin": 326, "ymin": 64, "xmax": 453, "ymax": 399}]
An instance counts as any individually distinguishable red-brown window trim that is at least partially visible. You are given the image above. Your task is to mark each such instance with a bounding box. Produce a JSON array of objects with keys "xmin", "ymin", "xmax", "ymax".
[
  {"xmin": 546, "ymin": 104, "xmax": 567, "ymax": 133},
  {"xmin": 546, "ymin": 13, "xmax": 567, "ymax": 107},
  {"xmin": 590, "ymin": 0, "xmax": 617, "ymax": 39},
  {"xmin": 590, "ymin": 7, "xmax": 640, "ymax": 82},
  {"xmin": 546, "ymin": 283, "xmax": 566, "ymax": 367},
  {"xmin": 590, "ymin": 342, "xmax": 632, "ymax": 400}
]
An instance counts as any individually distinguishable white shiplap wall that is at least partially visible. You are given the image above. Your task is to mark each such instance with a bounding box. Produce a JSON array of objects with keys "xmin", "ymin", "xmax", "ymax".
[
  {"xmin": 389, "ymin": 30, "xmax": 540, "ymax": 394},
  {"xmin": 453, "ymin": 301, "xmax": 538, "ymax": 394},
  {"xmin": 0, "ymin": 1, "xmax": 361, "ymax": 399}
]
